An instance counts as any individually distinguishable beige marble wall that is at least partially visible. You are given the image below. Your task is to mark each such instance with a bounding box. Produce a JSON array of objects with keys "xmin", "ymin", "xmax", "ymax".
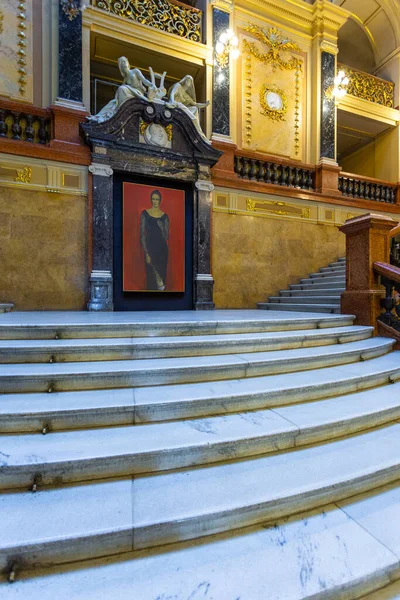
[
  {"xmin": 0, "ymin": 0, "xmax": 33, "ymax": 102},
  {"xmin": 0, "ymin": 186, "xmax": 88, "ymax": 310},
  {"xmin": 212, "ymin": 211, "xmax": 346, "ymax": 308}
]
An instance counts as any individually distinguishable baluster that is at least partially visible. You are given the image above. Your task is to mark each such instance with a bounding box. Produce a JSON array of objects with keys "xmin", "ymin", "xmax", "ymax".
[
  {"xmin": 342, "ymin": 178, "xmax": 348, "ymax": 196},
  {"xmin": 38, "ymin": 117, "xmax": 47, "ymax": 144},
  {"xmin": 370, "ymin": 183, "xmax": 377, "ymax": 201},
  {"xmin": 365, "ymin": 182, "xmax": 371, "ymax": 199},
  {"xmin": 265, "ymin": 162, "xmax": 272, "ymax": 184},
  {"xmin": 299, "ymin": 169, "xmax": 306, "ymax": 189},
  {"xmin": 375, "ymin": 185, "xmax": 382, "ymax": 202},
  {"xmin": 258, "ymin": 161, "xmax": 266, "ymax": 182},
  {"xmin": 280, "ymin": 165, "xmax": 287, "ymax": 187},
  {"xmin": 249, "ymin": 159, "xmax": 258, "ymax": 180},
  {"xmin": 353, "ymin": 180, "xmax": 359, "ymax": 198},
  {"xmin": 306, "ymin": 170, "xmax": 313, "ymax": 190},
  {"xmin": 234, "ymin": 155, "xmax": 242, "ymax": 177},
  {"xmin": 25, "ymin": 114, "xmax": 35, "ymax": 142},
  {"xmin": 11, "ymin": 113, "xmax": 22, "ymax": 140},
  {"xmin": 241, "ymin": 157, "xmax": 250, "ymax": 179},
  {"xmin": 338, "ymin": 177, "xmax": 343, "ymax": 194},
  {"xmin": 390, "ymin": 188, "xmax": 396, "ymax": 204},
  {"xmin": 0, "ymin": 110, "xmax": 7, "ymax": 137},
  {"xmin": 294, "ymin": 168, "xmax": 301, "ymax": 188},
  {"xmin": 380, "ymin": 277, "xmax": 396, "ymax": 325},
  {"xmin": 384, "ymin": 187, "xmax": 391, "ymax": 203},
  {"xmin": 287, "ymin": 166, "xmax": 294, "ymax": 187},
  {"xmin": 271, "ymin": 164, "xmax": 279, "ymax": 185},
  {"xmin": 347, "ymin": 179, "xmax": 354, "ymax": 197}
]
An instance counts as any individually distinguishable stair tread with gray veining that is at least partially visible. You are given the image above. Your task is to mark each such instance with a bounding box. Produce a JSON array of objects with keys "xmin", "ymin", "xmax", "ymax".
[
  {"xmin": 1, "ymin": 351, "xmax": 399, "ymax": 431},
  {"xmin": 0, "ymin": 325, "xmax": 373, "ymax": 363},
  {"xmin": 0, "ymin": 310, "xmax": 354, "ymax": 340},
  {"xmin": 0, "ymin": 337, "xmax": 393, "ymax": 393},
  {"xmin": 300, "ymin": 275, "xmax": 345, "ymax": 284},
  {"xmin": 2, "ymin": 424, "xmax": 400, "ymax": 569},
  {"xmin": 290, "ymin": 282, "xmax": 345, "ymax": 290},
  {"xmin": 279, "ymin": 288, "xmax": 343, "ymax": 297},
  {"xmin": 1, "ymin": 378, "xmax": 400, "ymax": 491},
  {"xmin": 0, "ymin": 304, "xmax": 14, "ymax": 314},
  {"xmin": 0, "ymin": 482, "xmax": 396, "ymax": 600},
  {"xmin": 268, "ymin": 296, "xmax": 341, "ymax": 304},
  {"xmin": 258, "ymin": 302, "xmax": 341, "ymax": 313}
]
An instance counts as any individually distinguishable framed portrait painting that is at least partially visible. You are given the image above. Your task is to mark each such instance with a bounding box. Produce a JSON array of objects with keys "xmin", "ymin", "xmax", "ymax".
[{"xmin": 123, "ymin": 182, "xmax": 185, "ymax": 292}]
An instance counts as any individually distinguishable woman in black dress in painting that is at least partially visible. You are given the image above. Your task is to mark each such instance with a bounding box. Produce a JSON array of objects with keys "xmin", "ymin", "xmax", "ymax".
[{"xmin": 140, "ymin": 190, "xmax": 170, "ymax": 291}]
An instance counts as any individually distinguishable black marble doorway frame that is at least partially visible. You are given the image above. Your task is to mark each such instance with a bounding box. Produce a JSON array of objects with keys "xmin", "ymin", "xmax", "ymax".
[{"xmin": 81, "ymin": 97, "xmax": 222, "ymax": 311}]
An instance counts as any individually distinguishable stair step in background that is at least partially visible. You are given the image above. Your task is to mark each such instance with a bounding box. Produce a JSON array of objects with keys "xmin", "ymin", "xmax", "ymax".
[
  {"xmin": 260, "ymin": 256, "xmax": 346, "ymax": 314},
  {"xmin": 0, "ymin": 303, "xmax": 14, "ymax": 314},
  {"xmin": 1, "ymin": 308, "xmax": 400, "ymax": 600}
]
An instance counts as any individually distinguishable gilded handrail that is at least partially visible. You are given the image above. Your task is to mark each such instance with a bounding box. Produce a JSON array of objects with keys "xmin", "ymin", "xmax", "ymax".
[
  {"xmin": 91, "ymin": 0, "xmax": 203, "ymax": 43},
  {"xmin": 338, "ymin": 63, "xmax": 395, "ymax": 108}
]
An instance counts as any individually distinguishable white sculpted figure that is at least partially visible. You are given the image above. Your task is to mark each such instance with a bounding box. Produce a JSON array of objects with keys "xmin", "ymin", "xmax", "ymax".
[
  {"xmin": 88, "ymin": 57, "xmax": 157, "ymax": 123},
  {"xmin": 168, "ymin": 75, "xmax": 209, "ymax": 140}
]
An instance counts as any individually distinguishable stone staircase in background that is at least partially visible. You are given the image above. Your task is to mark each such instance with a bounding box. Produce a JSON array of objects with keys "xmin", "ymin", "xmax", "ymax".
[
  {"xmin": 258, "ymin": 256, "xmax": 345, "ymax": 313},
  {"xmin": 1, "ymin": 309, "xmax": 400, "ymax": 599}
]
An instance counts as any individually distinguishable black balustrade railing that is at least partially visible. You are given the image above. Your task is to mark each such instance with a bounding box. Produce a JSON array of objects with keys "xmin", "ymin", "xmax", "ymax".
[
  {"xmin": 374, "ymin": 262, "xmax": 400, "ymax": 333},
  {"xmin": 339, "ymin": 174, "xmax": 397, "ymax": 205},
  {"xmin": 234, "ymin": 155, "xmax": 315, "ymax": 191},
  {"xmin": 0, "ymin": 108, "xmax": 51, "ymax": 144}
]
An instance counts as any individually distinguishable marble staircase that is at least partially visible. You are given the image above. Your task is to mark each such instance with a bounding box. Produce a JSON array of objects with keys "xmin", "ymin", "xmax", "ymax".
[
  {"xmin": 258, "ymin": 256, "xmax": 345, "ymax": 313},
  {"xmin": 1, "ymin": 309, "xmax": 400, "ymax": 599}
]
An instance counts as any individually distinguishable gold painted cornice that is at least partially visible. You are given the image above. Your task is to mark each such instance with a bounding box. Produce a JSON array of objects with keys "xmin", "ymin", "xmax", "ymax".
[{"xmin": 210, "ymin": 0, "xmax": 234, "ymax": 14}]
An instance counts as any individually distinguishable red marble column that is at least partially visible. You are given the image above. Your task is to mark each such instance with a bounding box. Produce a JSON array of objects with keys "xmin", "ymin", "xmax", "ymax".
[{"xmin": 340, "ymin": 213, "xmax": 396, "ymax": 332}]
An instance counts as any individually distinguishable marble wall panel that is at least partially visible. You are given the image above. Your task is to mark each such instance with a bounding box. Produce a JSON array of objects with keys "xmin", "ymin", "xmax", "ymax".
[
  {"xmin": 240, "ymin": 32, "xmax": 305, "ymax": 160},
  {"xmin": 0, "ymin": 0, "xmax": 33, "ymax": 102},
  {"xmin": 212, "ymin": 211, "xmax": 346, "ymax": 308},
  {"xmin": 212, "ymin": 8, "xmax": 230, "ymax": 136},
  {"xmin": 0, "ymin": 186, "xmax": 87, "ymax": 309},
  {"xmin": 320, "ymin": 51, "xmax": 335, "ymax": 160}
]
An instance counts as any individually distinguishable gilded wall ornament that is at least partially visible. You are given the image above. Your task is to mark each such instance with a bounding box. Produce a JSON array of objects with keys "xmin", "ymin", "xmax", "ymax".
[
  {"xmin": 0, "ymin": 9, "xmax": 4, "ymax": 35},
  {"xmin": 15, "ymin": 167, "xmax": 32, "ymax": 183},
  {"xmin": 259, "ymin": 84, "xmax": 287, "ymax": 121},
  {"xmin": 17, "ymin": 1, "xmax": 27, "ymax": 95},
  {"xmin": 243, "ymin": 25, "xmax": 302, "ymax": 72}
]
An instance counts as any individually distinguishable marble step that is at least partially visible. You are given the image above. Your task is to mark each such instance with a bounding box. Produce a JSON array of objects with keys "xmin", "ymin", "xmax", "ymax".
[
  {"xmin": 0, "ymin": 304, "xmax": 14, "ymax": 314},
  {"xmin": 310, "ymin": 271, "xmax": 345, "ymax": 279},
  {"xmin": 258, "ymin": 302, "xmax": 341, "ymax": 313},
  {"xmin": 3, "ymin": 425, "xmax": 400, "ymax": 572},
  {"xmin": 0, "ymin": 325, "xmax": 372, "ymax": 364},
  {"xmin": 329, "ymin": 261, "xmax": 346, "ymax": 267},
  {"xmin": 279, "ymin": 289, "xmax": 342, "ymax": 297},
  {"xmin": 0, "ymin": 485, "xmax": 396, "ymax": 599},
  {"xmin": 1, "ymin": 351, "xmax": 399, "ymax": 431},
  {"xmin": 338, "ymin": 256, "xmax": 346, "ymax": 261},
  {"xmin": 0, "ymin": 338, "xmax": 393, "ymax": 394},
  {"xmin": 320, "ymin": 266, "xmax": 346, "ymax": 274},
  {"xmin": 2, "ymin": 380, "xmax": 400, "ymax": 489},
  {"xmin": 300, "ymin": 275, "xmax": 345, "ymax": 284},
  {"xmin": 0, "ymin": 310, "xmax": 355, "ymax": 340},
  {"xmin": 290, "ymin": 282, "xmax": 345, "ymax": 290},
  {"xmin": 268, "ymin": 296, "xmax": 341, "ymax": 304}
]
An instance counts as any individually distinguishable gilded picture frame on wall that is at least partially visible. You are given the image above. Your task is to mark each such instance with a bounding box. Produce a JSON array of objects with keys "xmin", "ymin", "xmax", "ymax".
[{"xmin": 259, "ymin": 84, "xmax": 288, "ymax": 121}]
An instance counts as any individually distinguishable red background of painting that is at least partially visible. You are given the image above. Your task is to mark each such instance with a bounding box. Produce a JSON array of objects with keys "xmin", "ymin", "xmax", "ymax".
[{"xmin": 123, "ymin": 182, "xmax": 185, "ymax": 292}]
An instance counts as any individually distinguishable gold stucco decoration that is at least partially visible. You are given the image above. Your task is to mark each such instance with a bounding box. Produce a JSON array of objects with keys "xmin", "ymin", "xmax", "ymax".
[
  {"xmin": 140, "ymin": 120, "xmax": 173, "ymax": 142},
  {"xmin": 259, "ymin": 84, "xmax": 287, "ymax": 122},
  {"xmin": 91, "ymin": 0, "xmax": 202, "ymax": 43},
  {"xmin": 243, "ymin": 25, "xmax": 302, "ymax": 72},
  {"xmin": 0, "ymin": 9, "xmax": 4, "ymax": 35},
  {"xmin": 246, "ymin": 198, "xmax": 310, "ymax": 218},
  {"xmin": 17, "ymin": 1, "xmax": 27, "ymax": 95},
  {"xmin": 338, "ymin": 63, "xmax": 394, "ymax": 108},
  {"xmin": 15, "ymin": 167, "xmax": 32, "ymax": 183},
  {"xmin": 245, "ymin": 54, "xmax": 252, "ymax": 146}
]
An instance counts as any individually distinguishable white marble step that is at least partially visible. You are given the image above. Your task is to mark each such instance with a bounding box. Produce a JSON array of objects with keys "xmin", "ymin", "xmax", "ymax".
[
  {"xmin": 0, "ymin": 487, "xmax": 396, "ymax": 599},
  {"xmin": 0, "ymin": 304, "xmax": 13, "ymax": 314},
  {"xmin": 320, "ymin": 266, "xmax": 346, "ymax": 274},
  {"xmin": 290, "ymin": 282, "xmax": 345, "ymax": 290},
  {"xmin": 269, "ymin": 296, "xmax": 341, "ymax": 304},
  {"xmin": 329, "ymin": 261, "xmax": 346, "ymax": 267},
  {"xmin": 0, "ymin": 325, "xmax": 372, "ymax": 364},
  {"xmin": 0, "ymin": 310, "xmax": 354, "ymax": 340},
  {"xmin": 1, "ymin": 351, "xmax": 399, "ymax": 431},
  {"xmin": 310, "ymin": 271, "xmax": 345, "ymax": 279},
  {"xmin": 300, "ymin": 275, "xmax": 345, "ymax": 284},
  {"xmin": 258, "ymin": 302, "xmax": 341, "ymax": 313},
  {"xmin": 279, "ymin": 289, "xmax": 342, "ymax": 297},
  {"xmin": 361, "ymin": 581, "xmax": 400, "ymax": 598},
  {"xmin": 0, "ymin": 338, "xmax": 393, "ymax": 393},
  {"xmin": 2, "ymin": 381, "xmax": 400, "ymax": 489},
  {"xmin": 3, "ymin": 425, "xmax": 400, "ymax": 571}
]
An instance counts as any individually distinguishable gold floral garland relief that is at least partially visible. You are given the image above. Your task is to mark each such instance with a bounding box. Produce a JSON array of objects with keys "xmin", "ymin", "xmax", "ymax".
[{"xmin": 242, "ymin": 24, "xmax": 303, "ymax": 157}]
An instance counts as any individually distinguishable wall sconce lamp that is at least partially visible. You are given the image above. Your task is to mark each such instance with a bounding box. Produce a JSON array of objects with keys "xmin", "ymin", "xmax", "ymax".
[
  {"xmin": 215, "ymin": 29, "xmax": 240, "ymax": 70},
  {"xmin": 326, "ymin": 70, "xmax": 349, "ymax": 101}
]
